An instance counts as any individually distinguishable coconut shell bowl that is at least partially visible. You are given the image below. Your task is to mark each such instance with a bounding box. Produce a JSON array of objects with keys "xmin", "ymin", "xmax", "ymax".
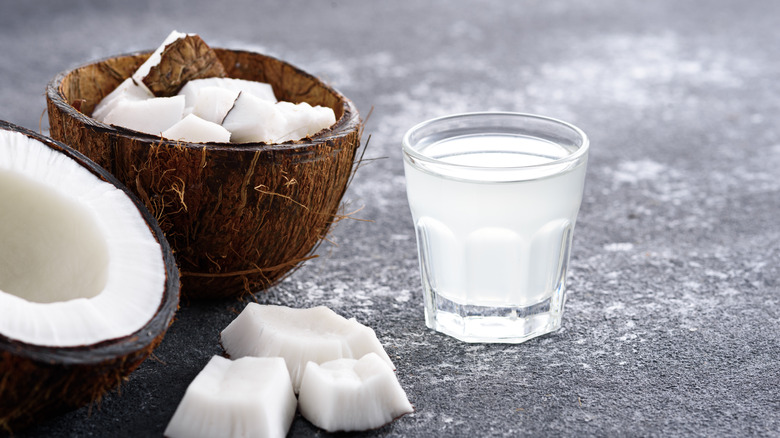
[{"xmin": 46, "ymin": 49, "xmax": 363, "ymax": 300}]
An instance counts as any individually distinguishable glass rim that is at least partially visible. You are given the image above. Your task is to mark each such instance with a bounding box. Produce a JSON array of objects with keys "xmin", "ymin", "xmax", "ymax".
[{"xmin": 401, "ymin": 111, "xmax": 589, "ymax": 173}]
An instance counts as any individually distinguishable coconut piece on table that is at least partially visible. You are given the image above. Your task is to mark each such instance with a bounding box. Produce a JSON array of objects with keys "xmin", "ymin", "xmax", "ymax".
[
  {"xmin": 162, "ymin": 113, "xmax": 231, "ymax": 143},
  {"xmin": 92, "ymin": 77, "xmax": 153, "ymax": 122},
  {"xmin": 189, "ymin": 86, "xmax": 239, "ymax": 124},
  {"xmin": 220, "ymin": 304, "xmax": 395, "ymax": 393},
  {"xmin": 298, "ymin": 353, "xmax": 414, "ymax": 432},
  {"xmin": 274, "ymin": 101, "xmax": 337, "ymax": 143},
  {"xmin": 221, "ymin": 92, "xmax": 287, "ymax": 143},
  {"xmin": 179, "ymin": 77, "xmax": 277, "ymax": 109},
  {"xmin": 164, "ymin": 356, "xmax": 296, "ymax": 438},
  {"xmin": 102, "ymin": 95, "xmax": 185, "ymax": 136},
  {"xmin": 141, "ymin": 33, "xmax": 227, "ymax": 97}
]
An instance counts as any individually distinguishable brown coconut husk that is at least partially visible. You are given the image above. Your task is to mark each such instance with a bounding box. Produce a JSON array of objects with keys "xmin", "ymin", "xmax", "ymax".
[
  {"xmin": 0, "ymin": 121, "xmax": 180, "ymax": 433},
  {"xmin": 142, "ymin": 34, "xmax": 227, "ymax": 96},
  {"xmin": 46, "ymin": 49, "xmax": 362, "ymax": 300}
]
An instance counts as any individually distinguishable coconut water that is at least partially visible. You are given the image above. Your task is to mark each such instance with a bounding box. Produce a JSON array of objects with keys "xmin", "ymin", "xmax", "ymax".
[{"xmin": 404, "ymin": 133, "xmax": 587, "ymax": 309}]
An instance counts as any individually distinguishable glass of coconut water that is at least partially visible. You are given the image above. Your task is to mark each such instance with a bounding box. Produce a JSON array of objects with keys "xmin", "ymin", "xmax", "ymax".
[{"xmin": 402, "ymin": 112, "xmax": 589, "ymax": 343}]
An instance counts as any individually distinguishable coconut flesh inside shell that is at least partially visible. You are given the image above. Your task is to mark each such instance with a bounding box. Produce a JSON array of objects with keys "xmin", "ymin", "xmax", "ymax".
[
  {"xmin": 0, "ymin": 129, "xmax": 166, "ymax": 347},
  {"xmin": 0, "ymin": 168, "xmax": 108, "ymax": 304},
  {"xmin": 90, "ymin": 31, "xmax": 334, "ymax": 144},
  {"xmin": 0, "ymin": 121, "xmax": 179, "ymax": 432},
  {"xmin": 46, "ymin": 48, "xmax": 362, "ymax": 299}
]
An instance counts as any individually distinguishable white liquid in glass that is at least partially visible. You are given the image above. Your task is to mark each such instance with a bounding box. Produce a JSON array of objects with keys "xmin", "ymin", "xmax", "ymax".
[{"xmin": 404, "ymin": 134, "xmax": 587, "ymax": 307}]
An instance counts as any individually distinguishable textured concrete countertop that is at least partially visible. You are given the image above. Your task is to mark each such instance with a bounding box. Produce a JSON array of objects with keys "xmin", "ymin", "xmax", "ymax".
[{"xmin": 2, "ymin": 0, "xmax": 779, "ymax": 436}]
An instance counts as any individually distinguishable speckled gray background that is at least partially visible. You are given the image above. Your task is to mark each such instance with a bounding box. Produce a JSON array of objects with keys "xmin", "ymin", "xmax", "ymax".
[{"xmin": 2, "ymin": 0, "xmax": 779, "ymax": 436}]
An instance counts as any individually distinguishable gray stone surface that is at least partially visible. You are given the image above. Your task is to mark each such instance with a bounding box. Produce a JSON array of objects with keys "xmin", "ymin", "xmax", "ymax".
[{"xmin": 2, "ymin": 0, "xmax": 779, "ymax": 436}]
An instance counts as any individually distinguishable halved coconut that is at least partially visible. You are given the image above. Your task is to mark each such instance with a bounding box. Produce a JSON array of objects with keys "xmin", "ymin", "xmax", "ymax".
[
  {"xmin": 165, "ymin": 356, "xmax": 296, "ymax": 438},
  {"xmin": 0, "ymin": 121, "xmax": 179, "ymax": 433},
  {"xmin": 220, "ymin": 304, "xmax": 394, "ymax": 393},
  {"xmin": 297, "ymin": 353, "xmax": 414, "ymax": 432},
  {"xmin": 47, "ymin": 48, "xmax": 362, "ymax": 299}
]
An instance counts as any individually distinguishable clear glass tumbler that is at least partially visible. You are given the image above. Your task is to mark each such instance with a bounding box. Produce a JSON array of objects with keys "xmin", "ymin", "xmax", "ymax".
[{"xmin": 402, "ymin": 112, "xmax": 589, "ymax": 343}]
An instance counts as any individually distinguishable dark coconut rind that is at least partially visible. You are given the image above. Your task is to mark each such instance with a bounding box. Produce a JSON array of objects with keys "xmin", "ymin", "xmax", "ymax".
[
  {"xmin": 0, "ymin": 121, "xmax": 180, "ymax": 433},
  {"xmin": 142, "ymin": 34, "xmax": 227, "ymax": 96},
  {"xmin": 47, "ymin": 49, "xmax": 362, "ymax": 300}
]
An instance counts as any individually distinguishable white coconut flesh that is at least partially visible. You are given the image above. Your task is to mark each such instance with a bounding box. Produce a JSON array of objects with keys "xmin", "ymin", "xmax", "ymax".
[
  {"xmin": 221, "ymin": 94, "xmax": 337, "ymax": 144},
  {"xmin": 91, "ymin": 77, "xmax": 153, "ymax": 122},
  {"xmin": 178, "ymin": 77, "xmax": 277, "ymax": 108},
  {"xmin": 92, "ymin": 31, "xmax": 336, "ymax": 144},
  {"xmin": 0, "ymin": 129, "xmax": 166, "ymax": 347},
  {"xmin": 102, "ymin": 95, "xmax": 185, "ymax": 136},
  {"xmin": 274, "ymin": 101, "xmax": 337, "ymax": 143},
  {"xmin": 189, "ymin": 86, "xmax": 239, "ymax": 124},
  {"xmin": 297, "ymin": 353, "xmax": 414, "ymax": 432},
  {"xmin": 220, "ymin": 93, "xmax": 285, "ymax": 144},
  {"xmin": 162, "ymin": 113, "xmax": 231, "ymax": 143},
  {"xmin": 165, "ymin": 356, "xmax": 296, "ymax": 438},
  {"xmin": 220, "ymin": 304, "xmax": 395, "ymax": 393}
]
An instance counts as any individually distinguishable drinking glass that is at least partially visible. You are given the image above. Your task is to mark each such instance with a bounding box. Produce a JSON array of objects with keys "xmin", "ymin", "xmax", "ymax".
[{"xmin": 402, "ymin": 112, "xmax": 589, "ymax": 343}]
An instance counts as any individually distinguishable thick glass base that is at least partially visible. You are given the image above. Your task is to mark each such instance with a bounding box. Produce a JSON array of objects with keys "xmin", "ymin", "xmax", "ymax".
[{"xmin": 423, "ymin": 289, "xmax": 565, "ymax": 343}]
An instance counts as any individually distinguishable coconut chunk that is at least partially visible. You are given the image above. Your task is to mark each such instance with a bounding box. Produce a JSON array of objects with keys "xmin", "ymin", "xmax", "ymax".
[
  {"xmin": 102, "ymin": 95, "xmax": 185, "ymax": 136},
  {"xmin": 132, "ymin": 30, "xmax": 190, "ymax": 84},
  {"xmin": 274, "ymin": 101, "xmax": 337, "ymax": 143},
  {"xmin": 142, "ymin": 34, "xmax": 227, "ymax": 96},
  {"xmin": 92, "ymin": 78, "xmax": 153, "ymax": 122},
  {"xmin": 221, "ymin": 93, "xmax": 336, "ymax": 144},
  {"xmin": 179, "ymin": 77, "xmax": 277, "ymax": 108},
  {"xmin": 162, "ymin": 114, "xmax": 231, "ymax": 143},
  {"xmin": 221, "ymin": 92, "xmax": 286, "ymax": 143},
  {"xmin": 298, "ymin": 353, "xmax": 414, "ymax": 432},
  {"xmin": 221, "ymin": 304, "xmax": 394, "ymax": 393},
  {"xmin": 190, "ymin": 86, "xmax": 240, "ymax": 124},
  {"xmin": 165, "ymin": 356, "xmax": 296, "ymax": 438}
]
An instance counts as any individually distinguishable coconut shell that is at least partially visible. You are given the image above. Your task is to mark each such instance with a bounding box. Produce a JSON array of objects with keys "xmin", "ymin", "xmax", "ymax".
[
  {"xmin": 47, "ymin": 49, "xmax": 362, "ymax": 300},
  {"xmin": 0, "ymin": 121, "xmax": 180, "ymax": 433},
  {"xmin": 142, "ymin": 34, "xmax": 227, "ymax": 96}
]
